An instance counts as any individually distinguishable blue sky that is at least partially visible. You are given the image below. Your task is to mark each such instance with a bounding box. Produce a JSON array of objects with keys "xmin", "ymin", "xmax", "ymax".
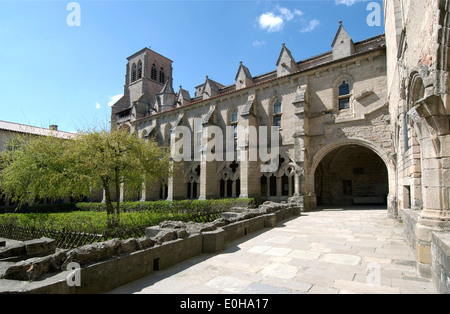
[{"xmin": 0, "ymin": 0, "xmax": 384, "ymax": 133}]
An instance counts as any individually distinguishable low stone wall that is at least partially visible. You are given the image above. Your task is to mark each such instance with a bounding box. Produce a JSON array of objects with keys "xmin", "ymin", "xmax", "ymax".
[
  {"xmin": 0, "ymin": 202, "xmax": 300, "ymax": 294},
  {"xmin": 431, "ymin": 232, "xmax": 450, "ymax": 294}
]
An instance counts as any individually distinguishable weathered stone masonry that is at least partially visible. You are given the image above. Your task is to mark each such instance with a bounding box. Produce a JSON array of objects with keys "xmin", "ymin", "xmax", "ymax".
[
  {"xmin": 108, "ymin": 1, "xmax": 450, "ymax": 291},
  {"xmin": 110, "ymin": 23, "xmax": 391, "ymax": 215}
]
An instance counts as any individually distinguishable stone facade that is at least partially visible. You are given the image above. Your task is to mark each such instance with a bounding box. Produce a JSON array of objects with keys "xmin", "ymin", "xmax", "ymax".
[
  {"xmin": 384, "ymin": 0, "xmax": 450, "ymax": 281},
  {"xmin": 111, "ymin": 24, "xmax": 391, "ymax": 213},
  {"xmin": 110, "ymin": 2, "xmax": 450, "ymax": 285},
  {"xmin": 384, "ymin": 0, "xmax": 450, "ymax": 291}
]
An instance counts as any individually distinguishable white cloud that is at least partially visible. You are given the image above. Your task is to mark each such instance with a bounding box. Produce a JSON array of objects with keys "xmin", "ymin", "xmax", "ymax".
[
  {"xmin": 258, "ymin": 12, "xmax": 284, "ymax": 32},
  {"xmin": 252, "ymin": 40, "xmax": 267, "ymax": 47},
  {"xmin": 257, "ymin": 6, "xmax": 303, "ymax": 33},
  {"xmin": 300, "ymin": 19, "xmax": 321, "ymax": 33},
  {"xmin": 108, "ymin": 94, "xmax": 123, "ymax": 107},
  {"xmin": 95, "ymin": 102, "xmax": 101, "ymax": 110},
  {"xmin": 277, "ymin": 6, "xmax": 303, "ymax": 21}
]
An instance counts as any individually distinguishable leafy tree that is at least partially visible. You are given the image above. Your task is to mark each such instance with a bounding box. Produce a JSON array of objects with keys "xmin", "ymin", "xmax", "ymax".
[{"xmin": 0, "ymin": 129, "xmax": 173, "ymax": 227}]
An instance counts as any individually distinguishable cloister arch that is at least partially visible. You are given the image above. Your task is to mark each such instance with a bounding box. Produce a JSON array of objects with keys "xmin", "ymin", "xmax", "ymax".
[{"xmin": 308, "ymin": 139, "xmax": 395, "ymax": 214}]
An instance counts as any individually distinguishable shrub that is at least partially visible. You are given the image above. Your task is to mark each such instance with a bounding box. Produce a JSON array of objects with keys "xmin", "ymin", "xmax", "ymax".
[
  {"xmin": 0, "ymin": 198, "xmax": 255, "ymax": 244},
  {"xmin": 75, "ymin": 198, "xmax": 254, "ymax": 213}
]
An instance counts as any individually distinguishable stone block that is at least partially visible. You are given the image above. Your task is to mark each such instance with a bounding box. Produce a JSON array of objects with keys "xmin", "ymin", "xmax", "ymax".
[
  {"xmin": 431, "ymin": 231, "xmax": 450, "ymax": 293},
  {"xmin": 221, "ymin": 212, "xmax": 239, "ymax": 219},
  {"xmin": 423, "ymin": 187, "xmax": 442, "ymax": 210},
  {"xmin": 417, "ymin": 243, "xmax": 432, "ymax": 265},
  {"xmin": 24, "ymin": 237, "xmax": 56, "ymax": 257},
  {"xmin": 0, "ymin": 243, "xmax": 26, "ymax": 259},
  {"xmin": 136, "ymin": 237, "xmax": 155, "ymax": 249},
  {"xmin": 440, "ymin": 135, "xmax": 450, "ymax": 157},
  {"xmin": 145, "ymin": 227, "xmax": 177, "ymax": 242},
  {"xmin": 61, "ymin": 238, "xmax": 121, "ymax": 268},
  {"xmin": 2, "ymin": 249, "xmax": 67, "ymax": 281},
  {"xmin": 202, "ymin": 228, "xmax": 225, "ymax": 253},
  {"xmin": 264, "ymin": 213, "xmax": 277, "ymax": 227},
  {"xmin": 119, "ymin": 238, "xmax": 139, "ymax": 254},
  {"xmin": 422, "ymin": 169, "xmax": 441, "ymax": 187},
  {"xmin": 291, "ymin": 206, "xmax": 301, "ymax": 216}
]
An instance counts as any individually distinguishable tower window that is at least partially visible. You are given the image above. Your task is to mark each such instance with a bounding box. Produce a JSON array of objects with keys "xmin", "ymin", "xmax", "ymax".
[
  {"xmin": 159, "ymin": 67, "xmax": 165, "ymax": 84},
  {"xmin": 151, "ymin": 64, "xmax": 157, "ymax": 81},
  {"xmin": 137, "ymin": 61, "xmax": 143, "ymax": 79},
  {"xmin": 338, "ymin": 80, "xmax": 350, "ymax": 110},
  {"xmin": 131, "ymin": 63, "xmax": 137, "ymax": 82}
]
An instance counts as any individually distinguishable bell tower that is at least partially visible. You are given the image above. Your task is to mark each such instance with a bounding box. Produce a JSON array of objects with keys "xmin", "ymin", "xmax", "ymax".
[{"xmin": 111, "ymin": 48, "xmax": 174, "ymax": 128}]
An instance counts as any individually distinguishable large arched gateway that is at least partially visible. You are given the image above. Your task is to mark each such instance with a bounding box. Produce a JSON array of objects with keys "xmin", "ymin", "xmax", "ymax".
[
  {"xmin": 314, "ymin": 145, "xmax": 388, "ymax": 207},
  {"xmin": 307, "ymin": 139, "xmax": 396, "ymax": 216}
]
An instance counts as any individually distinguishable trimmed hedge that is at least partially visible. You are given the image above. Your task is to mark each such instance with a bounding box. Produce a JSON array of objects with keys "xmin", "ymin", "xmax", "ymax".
[
  {"xmin": 75, "ymin": 198, "xmax": 255, "ymax": 213},
  {"xmin": 0, "ymin": 198, "xmax": 254, "ymax": 214}
]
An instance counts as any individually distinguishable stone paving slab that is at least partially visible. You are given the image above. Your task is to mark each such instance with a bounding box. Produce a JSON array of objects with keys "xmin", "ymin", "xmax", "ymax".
[{"xmin": 108, "ymin": 208, "xmax": 436, "ymax": 294}]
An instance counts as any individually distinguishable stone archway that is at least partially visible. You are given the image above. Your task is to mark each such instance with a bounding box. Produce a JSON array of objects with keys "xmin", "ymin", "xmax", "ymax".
[{"xmin": 309, "ymin": 139, "xmax": 395, "ymax": 215}]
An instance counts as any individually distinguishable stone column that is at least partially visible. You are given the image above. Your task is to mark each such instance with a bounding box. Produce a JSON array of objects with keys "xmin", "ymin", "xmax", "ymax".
[
  {"xmin": 166, "ymin": 161, "xmax": 185, "ymax": 201},
  {"xmin": 199, "ymin": 125, "xmax": 218, "ymax": 200},
  {"xmin": 276, "ymin": 176, "xmax": 282, "ymax": 197},
  {"xmin": 288, "ymin": 175, "xmax": 293, "ymax": 197},
  {"xmin": 410, "ymin": 96, "xmax": 450, "ymax": 277},
  {"xmin": 238, "ymin": 102, "xmax": 259, "ymax": 199}
]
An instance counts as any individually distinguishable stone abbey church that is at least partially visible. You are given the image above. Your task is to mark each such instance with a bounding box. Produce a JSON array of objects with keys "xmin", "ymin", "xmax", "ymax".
[{"xmin": 111, "ymin": 1, "xmax": 450, "ymax": 279}]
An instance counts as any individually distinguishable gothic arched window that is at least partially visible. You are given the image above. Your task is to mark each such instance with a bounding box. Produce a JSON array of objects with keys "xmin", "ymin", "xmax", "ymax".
[
  {"xmin": 231, "ymin": 108, "xmax": 238, "ymax": 140},
  {"xmin": 273, "ymin": 99, "xmax": 282, "ymax": 127},
  {"xmin": 338, "ymin": 80, "xmax": 350, "ymax": 110},
  {"xmin": 131, "ymin": 63, "xmax": 137, "ymax": 82},
  {"xmin": 151, "ymin": 64, "xmax": 157, "ymax": 81},
  {"xmin": 137, "ymin": 60, "xmax": 143, "ymax": 79},
  {"xmin": 159, "ymin": 67, "xmax": 165, "ymax": 84}
]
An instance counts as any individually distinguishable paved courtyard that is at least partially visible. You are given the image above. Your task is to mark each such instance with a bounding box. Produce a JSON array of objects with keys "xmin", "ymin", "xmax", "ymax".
[{"xmin": 109, "ymin": 207, "xmax": 436, "ymax": 294}]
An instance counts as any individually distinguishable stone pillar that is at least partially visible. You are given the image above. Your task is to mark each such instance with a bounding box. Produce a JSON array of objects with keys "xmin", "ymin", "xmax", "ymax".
[
  {"xmin": 410, "ymin": 95, "xmax": 450, "ymax": 277},
  {"xmin": 238, "ymin": 103, "xmax": 259, "ymax": 199},
  {"xmin": 288, "ymin": 175, "xmax": 293, "ymax": 197},
  {"xmin": 239, "ymin": 158, "xmax": 259, "ymax": 198},
  {"xmin": 294, "ymin": 171, "xmax": 300, "ymax": 196},
  {"xmin": 166, "ymin": 161, "xmax": 186, "ymax": 201},
  {"xmin": 199, "ymin": 125, "xmax": 218, "ymax": 200},
  {"xmin": 276, "ymin": 176, "xmax": 282, "ymax": 197}
]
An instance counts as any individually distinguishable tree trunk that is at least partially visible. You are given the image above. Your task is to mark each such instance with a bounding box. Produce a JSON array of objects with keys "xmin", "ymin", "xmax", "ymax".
[
  {"xmin": 114, "ymin": 166, "xmax": 120, "ymax": 226},
  {"xmin": 102, "ymin": 178, "xmax": 117, "ymax": 228}
]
